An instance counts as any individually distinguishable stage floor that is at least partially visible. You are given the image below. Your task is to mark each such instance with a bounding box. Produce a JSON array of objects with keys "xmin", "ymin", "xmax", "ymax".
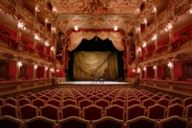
[{"xmin": 61, "ymin": 81, "xmax": 130, "ymax": 85}]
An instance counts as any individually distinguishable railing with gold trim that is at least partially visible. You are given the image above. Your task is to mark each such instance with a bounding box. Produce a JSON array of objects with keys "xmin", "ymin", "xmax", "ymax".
[
  {"xmin": 0, "ymin": 79, "xmax": 52, "ymax": 96},
  {"xmin": 141, "ymin": 79, "xmax": 192, "ymax": 96}
]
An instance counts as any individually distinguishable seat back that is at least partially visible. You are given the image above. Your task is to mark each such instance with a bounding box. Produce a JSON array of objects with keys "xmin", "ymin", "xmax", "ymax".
[
  {"xmin": 78, "ymin": 99, "xmax": 93, "ymax": 108},
  {"xmin": 157, "ymin": 98, "xmax": 170, "ymax": 107},
  {"xmin": 0, "ymin": 104, "xmax": 18, "ymax": 118},
  {"xmin": 127, "ymin": 99, "xmax": 141, "ymax": 107},
  {"xmin": 83, "ymin": 105, "xmax": 102, "ymax": 120},
  {"xmin": 127, "ymin": 104, "xmax": 145, "ymax": 120},
  {"xmin": 40, "ymin": 104, "xmax": 60, "ymax": 120},
  {"xmin": 32, "ymin": 98, "xmax": 45, "ymax": 108},
  {"xmin": 142, "ymin": 99, "xmax": 156, "ymax": 108},
  {"xmin": 159, "ymin": 116, "xmax": 189, "ymax": 128},
  {"xmin": 18, "ymin": 98, "xmax": 31, "ymax": 106},
  {"xmin": 59, "ymin": 116, "xmax": 90, "ymax": 128},
  {"xmin": 111, "ymin": 99, "xmax": 125, "ymax": 107},
  {"xmin": 5, "ymin": 98, "xmax": 17, "ymax": 106},
  {"xmin": 63, "ymin": 99, "xmax": 77, "ymax": 106},
  {"xmin": 19, "ymin": 104, "xmax": 38, "ymax": 119},
  {"xmin": 24, "ymin": 116, "xmax": 56, "ymax": 128},
  {"xmin": 147, "ymin": 104, "xmax": 166, "ymax": 120},
  {"xmin": 0, "ymin": 115, "xmax": 23, "ymax": 128},
  {"xmin": 92, "ymin": 117, "xmax": 124, "ymax": 128},
  {"xmin": 171, "ymin": 98, "xmax": 183, "ymax": 104},
  {"xmin": 61, "ymin": 105, "xmax": 81, "ymax": 119},
  {"xmin": 126, "ymin": 116, "xmax": 156, "ymax": 128},
  {"xmin": 185, "ymin": 104, "xmax": 192, "ymax": 119},
  {"xmin": 167, "ymin": 103, "xmax": 184, "ymax": 117},
  {"xmin": 47, "ymin": 99, "xmax": 61, "ymax": 107},
  {"xmin": 184, "ymin": 97, "xmax": 192, "ymax": 106},
  {"xmin": 95, "ymin": 99, "xmax": 109, "ymax": 108},
  {"xmin": 105, "ymin": 104, "xmax": 124, "ymax": 120}
]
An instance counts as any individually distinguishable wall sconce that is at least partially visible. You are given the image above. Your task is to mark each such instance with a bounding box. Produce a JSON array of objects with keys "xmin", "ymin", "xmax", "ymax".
[
  {"xmin": 17, "ymin": 61, "xmax": 23, "ymax": 68},
  {"xmin": 143, "ymin": 67, "xmax": 147, "ymax": 71},
  {"xmin": 34, "ymin": 64, "xmax": 38, "ymax": 70},
  {"xmin": 153, "ymin": 65, "xmax": 157, "ymax": 70},
  {"xmin": 45, "ymin": 66, "xmax": 48, "ymax": 71},
  {"xmin": 167, "ymin": 61, "xmax": 173, "ymax": 68},
  {"xmin": 137, "ymin": 68, "xmax": 141, "ymax": 73}
]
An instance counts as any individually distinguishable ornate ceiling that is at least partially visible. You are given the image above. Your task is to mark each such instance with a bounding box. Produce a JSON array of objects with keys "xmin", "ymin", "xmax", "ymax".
[
  {"xmin": 0, "ymin": 0, "xmax": 191, "ymax": 42},
  {"xmin": 51, "ymin": 0, "xmax": 141, "ymax": 33}
]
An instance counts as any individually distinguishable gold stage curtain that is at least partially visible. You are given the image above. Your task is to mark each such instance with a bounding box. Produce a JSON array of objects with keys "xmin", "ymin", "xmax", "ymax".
[
  {"xmin": 68, "ymin": 31, "xmax": 124, "ymax": 51},
  {"xmin": 73, "ymin": 51, "xmax": 118, "ymax": 80}
]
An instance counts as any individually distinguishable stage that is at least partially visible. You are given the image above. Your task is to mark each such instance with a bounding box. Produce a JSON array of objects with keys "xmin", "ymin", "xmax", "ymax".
[{"xmin": 57, "ymin": 81, "xmax": 132, "ymax": 86}]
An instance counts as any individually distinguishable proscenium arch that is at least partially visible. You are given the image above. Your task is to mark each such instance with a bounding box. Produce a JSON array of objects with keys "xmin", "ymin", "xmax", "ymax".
[{"xmin": 67, "ymin": 36, "xmax": 124, "ymax": 81}]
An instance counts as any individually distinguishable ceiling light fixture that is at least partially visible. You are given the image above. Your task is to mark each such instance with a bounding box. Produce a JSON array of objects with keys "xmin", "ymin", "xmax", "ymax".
[
  {"xmin": 45, "ymin": 40, "xmax": 49, "ymax": 47},
  {"xmin": 35, "ymin": 5, "xmax": 40, "ymax": 12},
  {"xmin": 52, "ymin": 7, "xmax": 57, "ymax": 13},
  {"xmin": 142, "ymin": 41, "xmax": 147, "ymax": 48},
  {"xmin": 74, "ymin": 25, "xmax": 79, "ymax": 31},
  {"xmin": 34, "ymin": 33, "xmax": 40, "ymax": 41},
  {"xmin": 151, "ymin": 34, "xmax": 157, "ymax": 41},
  {"xmin": 143, "ymin": 18, "xmax": 147, "ymax": 25},
  {"xmin": 152, "ymin": 6, "xmax": 157, "ymax": 13},
  {"xmin": 113, "ymin": 26, "xmax": 118, "ymax": 31}
]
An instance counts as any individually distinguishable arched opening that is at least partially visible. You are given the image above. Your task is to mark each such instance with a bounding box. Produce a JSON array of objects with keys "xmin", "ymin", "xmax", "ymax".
[{"xmin": 67, "ymin": 36, "xmax": 124, "ymax": 81}]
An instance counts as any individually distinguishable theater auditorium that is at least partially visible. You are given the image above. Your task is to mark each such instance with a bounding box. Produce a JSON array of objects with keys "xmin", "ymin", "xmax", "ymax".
[{"xmin": 0, "ymin": 0, "xmax": 192, "ymax": 128}]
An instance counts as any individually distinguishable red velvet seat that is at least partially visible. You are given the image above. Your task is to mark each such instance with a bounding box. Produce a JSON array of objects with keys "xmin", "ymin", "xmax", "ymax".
[
  {"xmin": 142, "ymin": 99, "xmax": 156, "ymax": 108},
  {"xmin": 185, "ymin": 104, "xmax": 192, "ymax": 120},
  {"xmin": 24, "ymin": 116, "xmax": 56, "ymax": 128},
  {"xmin": 103, "ymin": 96, "xmax": 113, "ymax": 102},
  {"xmin": 32, "ymin": 98, "xmax": 45, "ymax": 108},
  {"xmin": 105, "ymin": 104, "xmax": 124, "ymax": 121},
  {"xmin": 126, "ymin": 116, "xmax": 157, "ymax": 128},
  {"xmin": 19, "ymin": 104, "xmax": 38, "ymax": 119},
  {"xmin": 89, "ymin": 96, "xmax": 100, "ymax": 102},
  {"xmin": 0, "ymin": 104, "xmax": 18, "ymax": 118},
  {"xmin": 82, "ymin": 104, "xmax": 103, "ymax": 120},
  {"xmin": 17, "ymin": 94, "xmax": 27, "ymax": 100},
  {"xmin": 28, "ymin": 95, "xmax": 37, "ymax": 101},
  {"xmin": 184, "ymin": 97, "xmax": 192, "ymax": 106},
  {"xmin": 111, "ymin": 99, "xmax": 125, "ymax": 107},
  {"xmin": 61, "ymin": 105, "xmax": 81, "ymax": 119},
  {"xmin": 95, "ymin": 99, "xmax": 109, "ymax": 108},
  {"xmin": 157, "ymin": 98, "xmax": 170, "ymax": 107},
  {"xmin": 63, "ymin": 99, "xmax": 77, "ymax": 106},
  {"xmin": 78, "ymin": 99, "xmax": 93, "ymax": 108},
  {"xmin": 92, "ymin": 117, "xmax": 124, "ymax": 128},
  {"xmin": 40, "ymin": 104, "xmax": 60, "ymax": 120},
  {"xmin": 147, "ymin": 104, "xmax": 166, "ymax": 120},
  {"xmin": 0, "ymin": 98, "xmax": 4, "ymax": 106},
  {"xmin": 159, "ymin": 116, "xmax": 189, "ymax": 128},
  {"xmin": 167, "ymin": 103, "xmax": 184, "ymax": 117},
  {"xmin": 126, "ymin": 104, "xmax": 146, "ymax": 120},
  {"xmin": 171, "ymin": 98, "xmax": 183, "ymax": 104},
  {"xmin": 47, "ymin": 99, "xmax": 61, "ymax": 107},
  {"xmin": 0, "ymin": 115, "xmax": 23, "ymax": 128},
  {"xmin": 127, "ymin": 99, "xmax": 141, "ymax": 107},
  {"xmin": 39, "ymin": 95, "xmax": 49, "ymax": 101},
  {"xmin": 18, "ymin": 98, "xmax": 31, "ymax": 106},
  {"xmin": 5, "ymin": 98, "xmax": 17, "ymax": 106},
  {"xmin": 59, "ymin": 116, "xmax": 90, "ymax": 128}
]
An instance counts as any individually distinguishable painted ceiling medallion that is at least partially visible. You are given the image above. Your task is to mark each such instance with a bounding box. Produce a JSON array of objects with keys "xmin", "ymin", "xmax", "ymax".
[{"xmin": 88, "ymin": 0, "xmax": 105, "ymax": 16}]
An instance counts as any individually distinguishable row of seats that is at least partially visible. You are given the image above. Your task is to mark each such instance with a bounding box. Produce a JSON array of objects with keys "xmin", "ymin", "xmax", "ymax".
[
  {"xmin": 1, "ymin": 86, "xmax": 192, "ymax": 122},
  {"xmin": 0, "ymin": 115, "xmax": 190, "ymax": 128},
  {"xmin": 1, "ymin": 102, "xmax": 192, "ymax": 121},
  {"xmin": 1, "ymin": 94, "xmax": 192, "ymax": 108}
]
